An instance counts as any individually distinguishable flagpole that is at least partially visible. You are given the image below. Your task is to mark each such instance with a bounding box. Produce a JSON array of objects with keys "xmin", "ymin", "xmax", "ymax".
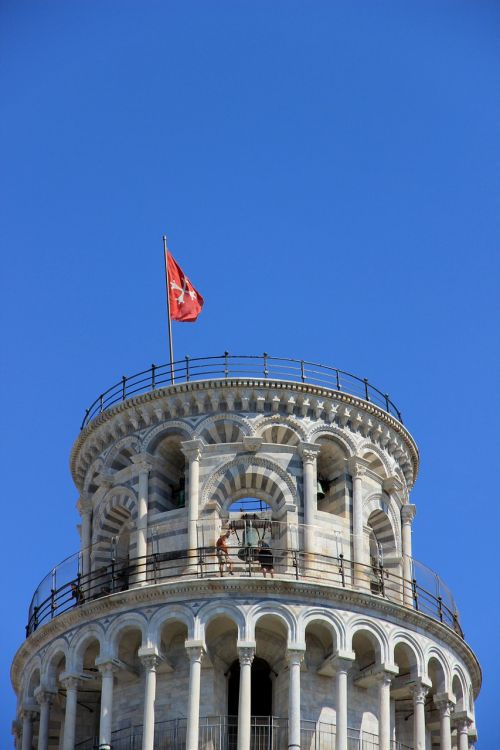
[{"xmin": 162, "ymin": 235, "xmax": 175, "ymax": 383}]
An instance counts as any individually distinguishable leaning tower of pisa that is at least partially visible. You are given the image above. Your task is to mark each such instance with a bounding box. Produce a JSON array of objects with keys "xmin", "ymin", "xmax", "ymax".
[{"xmin": 11, "ymin": 354, "xmax": 480, "ymax": 750}]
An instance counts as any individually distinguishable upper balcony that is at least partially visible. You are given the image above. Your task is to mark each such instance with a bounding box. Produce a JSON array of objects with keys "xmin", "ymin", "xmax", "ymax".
[{"xmin": 80, "ymin": 354, "xmax": 404, "ymax": 430}]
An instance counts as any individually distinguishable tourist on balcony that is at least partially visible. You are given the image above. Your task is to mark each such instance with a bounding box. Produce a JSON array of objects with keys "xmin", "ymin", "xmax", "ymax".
[
  {"xmin": 216, "ymin": 530, "xmax": 234, "ymax": 576},
  {"xmin": 258, "ymin": 542, "xmax": 274, "ymax": 578}
]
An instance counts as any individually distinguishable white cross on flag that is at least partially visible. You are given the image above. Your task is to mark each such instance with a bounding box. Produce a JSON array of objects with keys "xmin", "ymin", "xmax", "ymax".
[{"xmin": 166, "ymin": 252, "xmax": 204, "ymax": 322}]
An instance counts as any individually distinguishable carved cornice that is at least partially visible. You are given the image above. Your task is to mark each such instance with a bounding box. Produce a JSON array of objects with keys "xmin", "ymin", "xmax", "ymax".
[{"xmin": 71, "ymin": 379, "xmax": 419, "ymax": 489}]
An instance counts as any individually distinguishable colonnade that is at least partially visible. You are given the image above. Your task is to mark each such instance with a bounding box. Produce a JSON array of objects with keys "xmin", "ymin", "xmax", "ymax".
[{"xmin": 18, "ymin": 645, "xmax": 472, "ymax": 750}]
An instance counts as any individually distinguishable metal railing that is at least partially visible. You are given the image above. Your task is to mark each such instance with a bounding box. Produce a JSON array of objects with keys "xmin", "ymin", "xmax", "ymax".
[
  {"xmin": 26, "ymin": 545, "xmax": 461, "ymax": 639},
  {"xmin": 75, "ymin": 717, "xmax": 414, "ymax": 750},
  {"xmin": 80, "ymin": 354, "xmax": 403, "ymax": 429}
]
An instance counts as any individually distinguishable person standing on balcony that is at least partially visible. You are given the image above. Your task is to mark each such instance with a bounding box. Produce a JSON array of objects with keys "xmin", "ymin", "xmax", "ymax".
[
  {"xmin": 216, "ymin": 530, "xmax": 234, "ymax": 576},
  {"xmin": 258, "ymin": 542, "xmax": 274, "ymax": 578}
]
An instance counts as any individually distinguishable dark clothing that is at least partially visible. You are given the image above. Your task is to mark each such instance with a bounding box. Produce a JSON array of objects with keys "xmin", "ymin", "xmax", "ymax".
[{"xmin": 258, "ymin": 544, "xmax": 274, "ymax": 570}]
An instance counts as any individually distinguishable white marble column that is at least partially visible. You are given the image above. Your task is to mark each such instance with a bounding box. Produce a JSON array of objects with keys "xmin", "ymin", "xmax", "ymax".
[
  {"xmin": 12, "ymin": 719, "xmax": 22, "ymax": 750},
  {"xmin": 434, "ymin": 694, "xmax": 454, "ymax": 750},
  {"xmin": 455, "ymin": 717, "xmax": 471, "ymax": 750},
  {"xmin": 333, "ymin": 655, "xmax": 354, "ymax": 750},
  {"xmin": 299, "ymin": 443, "xmax": 320, "ymax": 554},
  {"xmin": 97, "ymin": 661, "xmax": 117, "ymax": 749},
  {"xmin": 21, "ymin": 709, "xmax": 36, "ymax": 750},
  {"xmin": 287, "ymin": 649, "xmax": 305, "ymax": 750},
  {"xmin": 132, "ymin": 455, "xmax": 154, "ymax": 584},
  {"xmin": 181, "ymin": 440, "xmax": 203, "ymax": 553},
  {"xmin": 34, "ymin": 688, "xmax": 55, "ymax": 750},
  {"xmin": 401, "ymin": 504, "xmax": 416, "ymax": 605},
  {"xmin": 237, "ymin": 644, "xmax": 255, "ymax": 750},
  {"xmin": 410, "ymin": 681, "xmax": 428, "ymax": 750},
  {"xmin": 139, "ymin": 650, "xmax": 159, "ymax": 750},
  {"xmin": 376, "ymin": 673, "xmax": 393, "ymax": 750},
  {"xmin": 77, "ymin": 497, "xmax": 92, "ymax": 596},
  {"xmin": 60, "ymin": 675, "xmax": 80, "ymax": 750},
  {"xmin": 347, "ymin": 457, "xmax": 369, "ymax": 583},
  {"xmin": 185, "ymin": 641, "xmax": 204, "ymax": 750}
]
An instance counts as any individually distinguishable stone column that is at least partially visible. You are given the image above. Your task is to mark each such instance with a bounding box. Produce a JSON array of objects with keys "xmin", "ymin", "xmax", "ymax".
[
  {"xmin": 400, "ymin": 504, "xmax": 416, "ymax": 605},
  {"xmin": 299, "ymin": 443, "xmax": 320, "ymax": 554},
  {"xmin": 21, "ymin": 710, "xmax": 36, "ymax": 750},
  {"xmin": 410, "ymin": 681, "xmax": 428, "ymax": 750},
  {"xmin": 347, "ymin": 457, "xmax": 370, "ymax": 584},
  {"xmin": 97, "ymin": 661, "xmax": 117, "ymax": 749},
  {"xmin": 455, "ymin": 717, "xmax": 472, "ymax": 750},
  {"xmin": 333, "ymin": 655, "xmax": 354, "ymax": 750},
  {"xmin": 434, "ymin": 694, "xmax": 454, "ymax": 750},
  {"xmin": 181, "ymin": 440, "xmax": 203, "ymax": 553},
  {"xmin": 185, "ymin": 641, "xmax": 204, "ymax": 750},
  {"xmin": 34, "ymin": 688, "xmax": 56, "ymax": 750},
  {"xmin": 60, "ymin": 675, "xmax": 80, "ymax": 750},
  {"xmin": 287, "ymin": 649, "xmax": 305, "ymax": 750},
  {"xmin": 131, "ymin": 455, "xmax": 154, "ymax": 584},
  {"xmin": 77, "ymin": 497, "xmax": 92, "ymax": 596},
  {"xmin": 12, "ymin": 719, "xmax": 22, "ymax": 750},
  {"xmin": 237, "ymin": 644, "xmax": 255, "ymax": 750},
  {"xmin": 376, "ymin": 673, "xmax": 393, "ymax": 750},
  {"xmin": 139, "ymin": 650, "xmax": 159, "ymax": 750}
]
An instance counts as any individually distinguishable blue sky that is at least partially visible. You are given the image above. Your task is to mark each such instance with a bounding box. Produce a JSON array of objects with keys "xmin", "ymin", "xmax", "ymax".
[{"xmin": 1, "ymin": 1, "xmax": 499, "ymax": 745}]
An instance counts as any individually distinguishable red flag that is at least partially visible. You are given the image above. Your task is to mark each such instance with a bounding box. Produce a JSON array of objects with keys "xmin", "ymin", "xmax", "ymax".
[{"xmin": 166, "ymin": 252, "xmax": 204, "ymax": 322}]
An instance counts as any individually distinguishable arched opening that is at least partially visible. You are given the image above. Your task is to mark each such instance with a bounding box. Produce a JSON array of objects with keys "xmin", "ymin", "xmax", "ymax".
[
  {"xmin": 225, "ymin": 498, "xmax": 279, "ymax": 575},
  {"xmin": 227, "ymin": 657, "xmax": 273, "ymax": 717},
  {"xmin": 149, "ymin": 433, "xmax": 187, "ymax": 512},
  {"xmin": 316, "ymin": 438, "xmax": 349, "ymax": 517}
]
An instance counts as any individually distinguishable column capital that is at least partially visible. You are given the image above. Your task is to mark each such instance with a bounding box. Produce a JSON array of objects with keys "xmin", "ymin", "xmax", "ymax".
[
  {"xmin": 77, "ymin": 495, "xmax": 93, "ymax": 515},
  {"xmin": 401, "ymin": 503, "xmax": 417, "ymax": 524},
  {"xmin": 286, "ymin": 648, "xmax": 306, "ymax": 667},
  {"xmin": 409, "ymin": 678, "xmax": 431, "ymax": 704},
  {"xmin": 242, "ymin": 436, "xmax": 263, "ymax": 453},
  {"xmin": 237, "ymin": 641, "xmax": 256, "ymax": 666},
  {"xmin": 34, "ymin": 686, "xmax": 57, "ymax": 705},
  {"xmin": 299, "ymin": 442, "xmax": 320, "ymax": 463},
  {"xmin": 332, "ymin": 650, "xmax": 356, "ymax": 673},
  {"xmin": 131, "ymin": 453, "xmax": 155, "ymax": 473},
  {"xmin": 95, "ymin": 658, "xmax": 120, "ymax": 677},
  {"xmin": 433, "ymin": 692, "xmax": 455, "ymax": 716},
  {"xmin": 185, "ymin": 639, "xmax": 205, "ymax": 663},
  {"xmin": 60, "ymin": 672, "xmax": 81, "ymax": 691},
  {"xmin": 181, "ymin": 439, "xmax": 204, "ymax": 461},
  {"xmin": 347, "ymin": 456, "xmax": 370, "ymax": 478},
  {"xmin": 21, "ymin": 705, "xmax": 38, "ymax": 720},
  {"xmin": 453, "ymin": 714, "xmax": 472, "ymax": 732}
]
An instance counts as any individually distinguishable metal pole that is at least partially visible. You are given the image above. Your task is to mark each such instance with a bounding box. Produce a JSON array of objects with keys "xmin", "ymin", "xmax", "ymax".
[{"xmin": 162, "ymin": 235, "xmax": 175, "ymax": 383}]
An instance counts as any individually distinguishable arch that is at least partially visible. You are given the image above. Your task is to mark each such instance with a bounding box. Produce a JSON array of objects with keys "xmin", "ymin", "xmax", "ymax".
[
  {"xmin": 22, "ymin": 658, "xmax": 41, "ymax": 702},
  {"xmin": 93, "ymin": 486, "xmax": 138, "ymax": 540},
  {"xmin": 202, "ymin": 455, "xmax": 299, "ymax": 513},
  {"xmin": 357, "ymin": 441, "xmax": 392, "ymax": 478},
  {"xmin": 69, "ymin": 623, "xmax": 105, "ymax": 671},
  {"xmin": 142, "ymin": 421, "xmax": 194, "ymax": 454},
  {"xmin": 451, "ymin": 670, "xmax": 467, "ymax": 711},
  {"xmin": 246, "ymin": 603, "xmax": 297, "ymax": 644},
  {"xmin": 426, "ymin": 648, "xmax": 450, "ymax": 693},
  {"xmin": 147, "ymin": 604, "xmax": 196, "ymax": 647},
  {"xmin": 297, "ymin": 609, "xmax": 345, "ymax": 651},
  {"xmin": 41, "ymin": 638, "xmax": 69, "ymax": 686},
  {"xmin": 389, "ymin": 632, "xmax": 424, "ymax": 676},
  {"xmin": 105, "ymin": 613, "xmax": 148, "ymax": 657},
  {"xmin": 254, "ymin": 415, "xmax": 307, "ymax": 443},
  {"xmin": 348, "ymin": 618, "xmax": 389, "ymax": 663},
  {"xmin": 194, "ymin": 413, "xmax": 252, "ymax": 444},
  {"xmin": 364, "ymin": 493, "xmax": 401, "ymax": 557},
  {"xmin": 197, "ymin": 601, "xmax": 247, "ymax": 642},
  {"xmin": 308, "ymin": 426, "xmax": 356, "ymax": 455},
  {"xmin": 83, "ymin": 457, "xmax": 104, "ymax": 494},
  {"xmin": 104, "ymin": 435, "xmax": 141, "ymax": 472}
]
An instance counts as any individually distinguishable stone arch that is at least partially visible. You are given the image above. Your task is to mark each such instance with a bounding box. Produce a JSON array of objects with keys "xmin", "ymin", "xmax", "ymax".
[
  {"xmin": 147, "ymin": 605, "xmax": 196, "ymax": 647},
  {"xmin": 198, "ymin": 601, "xmax": 247, "ymax": 642},
  {"xmin": 364, "ymin": 492, "xmax": 401, "ymax": 557},
  {"xmin": 308, "ymin": 425, "xmax": 357, "ymax": 455},
  {"xmin": 41, "ymin": 638, "xmax": 69, "ymax": 687},
  {"xmin": 105, "ymin": 613, "xmax": 148, "ymax": 657},
  {"xmin": 69, "ymin": 623, "xmax": 105, "ymax": 671},
  {"xmin": 104, "ymin": 435, "xmax": 141, "ymax": 472},
  {"xmin": 451, "ymin": 669, "xmax": 467, "ymax": 711},
  {"xmin": 358, "ymin": 441, "xmax": 392, "ymax": 478},
  {"xmin": 298, "ymin": 609, "xmax": 345, "ymax": 651},
  {"xmin": 247, "ymin": 603, "xmax": 297, "ymax": 644},
  {"xmin": 389, "ymin": 632, "xmax": 424, "ymax": 676},
  {"xmin": 348, "ymin": 618, "xmax": 389, "ymax": 663},
  {"xmin": 83, "ymin": 457, "xmax": 104, "ymax": 495},
  {"xmin": 22, "ymin": 658, "xmax": 41, "ymax": 702},
  {"xmin": 254, "ymin": 414, "xmax": 307, "ymax": 443},
  {"xmin": 194, "ymin": 413, "xmax": 252, "ymax": 444},
  {"xmin": 426, "ymin": 648, "xmax": 451, "ymax": 693},
  {"xmin": 142, "ymin": 421, "xmax": 194, "ymax": 453},
  {"xmin": 202, "ymin": 455, "xmax": 299, "ymax": 513},
  {"xmin": 93, "ymin": 486, "xmax": 138, "ymax": 542}
]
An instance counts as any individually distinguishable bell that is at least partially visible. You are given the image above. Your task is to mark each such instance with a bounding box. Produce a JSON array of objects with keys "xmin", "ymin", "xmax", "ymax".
[{"xmin": 316, "ymin": 479, "xmax": 326, "ymax": 500}]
